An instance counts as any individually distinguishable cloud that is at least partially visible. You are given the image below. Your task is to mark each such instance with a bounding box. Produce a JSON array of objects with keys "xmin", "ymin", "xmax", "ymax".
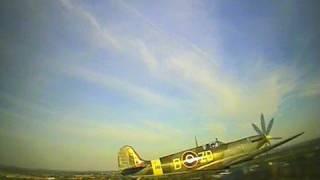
[
  {"xmin": 58, "ymin": 118, "xmax": 183, "ymax": 144},
  {"xmin": 66, "ymin": 66, "xmax": 175, "ymax": 107},
  {"xmin": 294, "ymin": 77, "xmax": 320, "ymax": 97},
  {"xmin": 57, "ymin": 0, "xmax": 318, "ymax": 142},
  {"xmin": 58, "ymin": 0, "xmax": 303, "ymax": 123},
  {"xmin": 59, "ymin": 0, "xmax": 122, "ymax": 50},
  {"xmin": 136, "ymin": 40, "xmax": 159, "ymax": 71},
  {"xmin": 164, "ymin": 50, "xmax": 299, "ymax": 121},
  {"xmin": 0, "ymin": 92, "xmax": 58, "ymax": 118}
]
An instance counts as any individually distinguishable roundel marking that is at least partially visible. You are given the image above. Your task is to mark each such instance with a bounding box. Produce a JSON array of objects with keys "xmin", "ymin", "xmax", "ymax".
[{"xmin": 181, "ymin": 151, "xmax": 199, "ymax": 168}]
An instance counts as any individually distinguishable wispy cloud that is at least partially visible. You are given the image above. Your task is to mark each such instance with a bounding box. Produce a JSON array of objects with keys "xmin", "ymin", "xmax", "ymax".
[
  {"xmin": 165, "ymin": 51, "xmax": 300, "ymax": 122},
  {"xmin": 60, "ymin": 0, "xmax": 122, "ymax": 50},
  {"xmin": 58, "ymin": 0, "xmax": 303, "ymax": 123},
  {"xmin": 66, "ymin": 66, "xmax": 175, "ymax": 106},
  {"xmin": 57, "ymin": 118, "xmax": 183, "ymax": 144},
  {"xmin": 136, "ymin": 40, "xmax": 159, "ymax": 72},
  {"xmin": 295, "ymin": 77, "xmax": 320, "ymax": 97}
]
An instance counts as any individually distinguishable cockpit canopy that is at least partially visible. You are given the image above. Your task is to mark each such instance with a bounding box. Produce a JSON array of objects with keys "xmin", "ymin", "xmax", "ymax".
[{"xmin": 203, "ymin": 138, "xmax": 225, "ymax": 150}]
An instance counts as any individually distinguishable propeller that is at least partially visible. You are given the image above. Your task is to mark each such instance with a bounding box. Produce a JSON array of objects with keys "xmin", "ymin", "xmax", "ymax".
[{"xmin": 251, "ymin": 113, "xmax": 282, "ymax": 145}]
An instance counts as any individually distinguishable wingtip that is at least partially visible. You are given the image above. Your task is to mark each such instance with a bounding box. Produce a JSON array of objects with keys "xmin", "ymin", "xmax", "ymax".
[{"xmin": 292, "ymin": 132, "xmax": 304, "ymax": 139}]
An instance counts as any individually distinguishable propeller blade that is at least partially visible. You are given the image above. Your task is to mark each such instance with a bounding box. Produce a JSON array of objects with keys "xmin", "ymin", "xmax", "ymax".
[
  {"xmin": 266, "ymin": 118, "xmax": 274, "ymax": 135},
  {"xmin": 252, "ymin": 123, "xmax": 263, "ymax": 135},
  {"xmin": 261, "ymin": 113, "xmax": 266, "ymax": 134}
]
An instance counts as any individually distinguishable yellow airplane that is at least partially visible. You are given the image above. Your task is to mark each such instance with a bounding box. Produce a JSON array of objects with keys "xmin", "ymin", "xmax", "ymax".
[{"xmin": 118, "ymin": 114, "xmax": 303, "ymax": 178}]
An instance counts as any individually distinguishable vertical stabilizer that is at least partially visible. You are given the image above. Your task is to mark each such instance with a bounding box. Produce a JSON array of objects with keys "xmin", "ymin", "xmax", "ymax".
[{"xmin": 118, "ymin": 145, "xmax": 145, "ymax": 171}]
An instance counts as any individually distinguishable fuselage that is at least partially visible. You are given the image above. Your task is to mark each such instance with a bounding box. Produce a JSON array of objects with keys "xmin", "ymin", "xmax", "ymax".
[{"xmin": 125, "ymin": 135, "xmax": 267, "ymax": 177}]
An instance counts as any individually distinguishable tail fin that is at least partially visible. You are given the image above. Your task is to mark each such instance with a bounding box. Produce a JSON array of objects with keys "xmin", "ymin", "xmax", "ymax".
[{"xmin": 118, "ymin": 145, "xmax": 146, "ymax": 171}]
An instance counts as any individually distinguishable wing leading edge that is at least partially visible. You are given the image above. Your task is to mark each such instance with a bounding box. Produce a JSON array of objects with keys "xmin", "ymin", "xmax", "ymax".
[
  {"xmin": 250, "ymin": 132, "xmax": 304, "ymax": 157},
  {"xmin": 227, "ymin": 132, "xmax": 305, "ymax": 166},
  {"xmin": 197, "ymin": 132, "xmax": 304, "ymax": 170}
]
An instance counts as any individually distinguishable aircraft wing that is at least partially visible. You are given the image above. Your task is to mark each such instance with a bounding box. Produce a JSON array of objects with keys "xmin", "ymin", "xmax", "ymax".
[
  {"xmin": 198, "ymin": 132, "xmax": 304, "ymax": 170},
  {"xmin": 250, "ymin": 132, "xmax": 303, "ymax": 157},
  {"xmin": 226, "ymin": 132, "xmax": 304, "ymax": 166},
  {"xmin": 128, "ymin": 168, "xmax": 231, "ymax": 179}
]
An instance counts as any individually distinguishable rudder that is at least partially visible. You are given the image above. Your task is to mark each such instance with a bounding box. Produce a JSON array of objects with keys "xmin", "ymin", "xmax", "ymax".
[{"xmin": 118, "ymin": 145, "xmax": 145, "ymax": 171}]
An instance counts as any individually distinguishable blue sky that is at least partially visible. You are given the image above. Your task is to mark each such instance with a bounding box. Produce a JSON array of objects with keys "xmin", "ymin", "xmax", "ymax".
[{"xmin": 0, "ymin": 0, "xmax": 319, "ymax": 170}]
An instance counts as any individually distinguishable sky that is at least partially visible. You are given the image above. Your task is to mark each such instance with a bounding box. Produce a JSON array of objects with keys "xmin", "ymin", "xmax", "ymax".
[{"xmin": 0, "ymin": 0, "xmax": 319, "ymax": 171}]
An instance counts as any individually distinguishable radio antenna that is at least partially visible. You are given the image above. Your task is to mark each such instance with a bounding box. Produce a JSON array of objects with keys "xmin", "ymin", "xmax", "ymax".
[{"xmin": 195, "ymin": 136, "xmax": 199, "ymax": 147}]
